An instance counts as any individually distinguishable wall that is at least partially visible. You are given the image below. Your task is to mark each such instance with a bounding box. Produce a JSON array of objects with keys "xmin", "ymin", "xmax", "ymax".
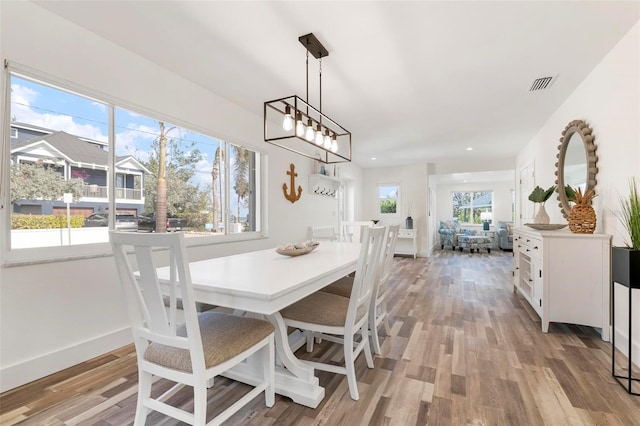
[
  {"xmin": 516, "ymin": 22, "xmax": 640, "ymax": 365},
  {"xmin": 362, "ymin": 164, "xmax": 430, "ymax": 256},
  {"xmin": 0, "ymin": 2, "xmax": 359, "ymax": 391}
]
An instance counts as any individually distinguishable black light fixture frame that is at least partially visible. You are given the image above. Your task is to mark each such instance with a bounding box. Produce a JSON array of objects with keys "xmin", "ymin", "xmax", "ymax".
[{"xmin": 264, "ymin": 33, "xmax": 352, "ymax": 164}]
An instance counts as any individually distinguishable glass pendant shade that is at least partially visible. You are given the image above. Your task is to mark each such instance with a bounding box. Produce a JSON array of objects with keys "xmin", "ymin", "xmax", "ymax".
[
  {"xmin": 295, "ymin": 113, "xmax": 305, "ymax": 137},
  {"xmin": 331, "ymin": 139, "xmax": 338, "ymax": 153},
  {"xmin": 315, "ymin": 124, "xmax": 324, "ymax": 145},
  {"xmin": 323, "ymin": 132, "xmax": 332, "ymax": 149},
  {"xmin": 305, "ymin": 119, "xmax": 315, "ymax": 141},
  {"xmin": 282, "ymin": 106, "xmax": 294, "ymax": 131}
]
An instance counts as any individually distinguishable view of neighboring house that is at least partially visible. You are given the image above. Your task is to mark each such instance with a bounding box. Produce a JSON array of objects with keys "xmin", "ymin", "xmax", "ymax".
[{"xmin": 10, "ymin": 122, "xmax": 149, "ymax": 217}]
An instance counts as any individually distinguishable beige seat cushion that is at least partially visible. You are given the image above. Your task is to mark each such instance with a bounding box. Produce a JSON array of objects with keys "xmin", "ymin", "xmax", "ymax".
[
  {"xmin": 280, "ymin": 291, "xmax": 366, "ymax": 327},
  {"xmin": 144, "ymin": 312, "xmax": 274, "ymax": 373},
  {"xmin": 321, "ymin": 276, "xmax": 354, "ymax": 298}
]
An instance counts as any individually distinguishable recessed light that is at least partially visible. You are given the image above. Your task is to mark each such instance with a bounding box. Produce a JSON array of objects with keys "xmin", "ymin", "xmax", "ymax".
[
  {"xmin": 466, "ymin": 147, "xmax": 473, "ymax": 151},
  {"xmin": 371, "ymin": 157, "xmax": 377, "ymax": 160}
]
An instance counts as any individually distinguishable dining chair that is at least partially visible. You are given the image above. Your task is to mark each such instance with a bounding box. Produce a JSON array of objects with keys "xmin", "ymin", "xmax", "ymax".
[
  {"xmin": 280, "ymin": 226, "xmax": 386, "ymax": 400},
  {"xmin": 109, "ymin": 231, "xmax": 275, "ymax": 426},
  {"xmin": 322, "ymin": 224, "xmax": 400, "ymax": 354},
  {"xmin": 341, "ymin": 221, "xmax": 373, "ymax": 242},
  {"xmin": 310, "ymin": 225, "xmax": 339, "ymax": 241}
]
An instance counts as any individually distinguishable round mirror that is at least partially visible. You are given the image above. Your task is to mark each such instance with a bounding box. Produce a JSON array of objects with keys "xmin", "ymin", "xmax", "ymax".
[{"xmin": 554, "ymin": 119, "xmax": 598, "ymax": 219}]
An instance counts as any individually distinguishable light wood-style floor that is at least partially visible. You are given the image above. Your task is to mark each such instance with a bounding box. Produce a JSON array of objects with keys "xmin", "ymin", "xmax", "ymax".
[{"xmin": 2, "ymin": 249, "xmax": 640, "ymax": 425}]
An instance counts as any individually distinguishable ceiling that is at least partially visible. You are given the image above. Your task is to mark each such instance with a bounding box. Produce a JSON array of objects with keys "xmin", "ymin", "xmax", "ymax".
[{"xmin": 33, "ymin": 1, "xmax": 640, "ymax": 169}]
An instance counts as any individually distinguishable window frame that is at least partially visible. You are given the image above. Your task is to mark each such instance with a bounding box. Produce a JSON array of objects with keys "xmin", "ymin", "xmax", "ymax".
[
  {"xmin": 377, "ymin": 183, "xmax": 400, "ymax": 217},
  {"xmin": 451, "ymin": 190, "xmax": 493, "ymax": 225},
  {"xmin": 1, "ymin": 62, "xmax": 268, "ymax": 266}
]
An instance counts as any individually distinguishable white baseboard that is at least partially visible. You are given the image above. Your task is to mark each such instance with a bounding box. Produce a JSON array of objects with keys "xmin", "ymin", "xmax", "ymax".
[
  {"xmin": 0, "ymin": 327, "xmax": 132, "ymax": 393},
  {"xmin": 613, "ymin": 327, "xmax": 640, "ymax": 369}
]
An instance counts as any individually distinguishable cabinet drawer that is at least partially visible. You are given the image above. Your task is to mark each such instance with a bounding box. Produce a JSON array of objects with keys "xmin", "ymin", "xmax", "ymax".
[{"xmin": 515, "ymin": 234, "xmax": 542, "ymax": 260}]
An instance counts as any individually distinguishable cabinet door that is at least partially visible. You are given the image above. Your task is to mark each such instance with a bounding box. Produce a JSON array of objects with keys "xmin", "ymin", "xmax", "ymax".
[{"xmin": 530, "ymin": 260, "xmax": 543, "ymax": 316}]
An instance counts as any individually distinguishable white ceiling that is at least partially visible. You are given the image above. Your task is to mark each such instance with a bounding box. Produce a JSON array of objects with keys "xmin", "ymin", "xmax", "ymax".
[{"xmin": 33, "ymin": 1, "xmax": 640, "ymax": 169}]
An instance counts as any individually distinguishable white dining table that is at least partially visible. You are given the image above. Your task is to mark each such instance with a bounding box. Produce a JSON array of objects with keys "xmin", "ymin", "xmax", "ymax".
[{"xmin": 156, "ymin": 241, "xmax": 362, "ymax": 408}]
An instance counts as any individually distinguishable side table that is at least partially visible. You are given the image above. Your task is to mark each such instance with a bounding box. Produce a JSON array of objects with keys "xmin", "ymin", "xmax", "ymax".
[{"xmin": 612, "ymin": 279, "xmax": 639, "ymax": 396}]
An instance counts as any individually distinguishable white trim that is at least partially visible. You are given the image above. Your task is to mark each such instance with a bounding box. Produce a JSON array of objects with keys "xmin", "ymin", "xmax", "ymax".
[{"xmin": 0, "ymin": 326, "xmax": 133, "ymax": 393}]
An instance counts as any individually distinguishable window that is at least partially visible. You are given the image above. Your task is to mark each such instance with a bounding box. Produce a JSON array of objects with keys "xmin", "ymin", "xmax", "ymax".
[
  {"xmin": 5, "ymin": 67, "xmax": 263, "ymax": 253},
  {"xmin": 378, "ymin": 184, "xmax": 399, "ymax": 215},
  {"xmin": 10, "ymin": 128, "xmax": 17, "ymax": 138},
  {"xmin": 452, "ymin": 191, "xmax": 493, "ymax": 224}
]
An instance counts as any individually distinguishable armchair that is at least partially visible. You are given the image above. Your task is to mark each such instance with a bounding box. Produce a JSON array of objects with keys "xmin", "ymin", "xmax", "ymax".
[
  {"xmin": 497, "ymin": 221, "xmax": 514, "ymax": 250},
  {"xmin": 438, "ymin": 220, "xmax": 461, "ymax": 249}
]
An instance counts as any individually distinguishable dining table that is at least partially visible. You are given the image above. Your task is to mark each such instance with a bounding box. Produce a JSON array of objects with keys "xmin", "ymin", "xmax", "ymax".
[{"xmin": 156, "ymin": 241, "xmax": 362, "ymax": 408}]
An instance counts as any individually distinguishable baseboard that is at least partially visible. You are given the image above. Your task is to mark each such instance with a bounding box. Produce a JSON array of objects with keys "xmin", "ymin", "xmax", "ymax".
[
  {"xmin": 0, "ymin": 327, "xmax": 132, "ymax": 393},
  {"xmin": 613, "ymin": 327, "xmax": 640, "ymax": 369}
]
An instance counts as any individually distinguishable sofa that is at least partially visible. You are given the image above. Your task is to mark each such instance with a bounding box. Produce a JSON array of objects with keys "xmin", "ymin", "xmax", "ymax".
[
  {"xmin": 438, "ymin": 220, "xmax": 461, "ymax": 249},
  {"xmin": 496, "ymin": 221, "xmax": 514, "ymax": 250}
]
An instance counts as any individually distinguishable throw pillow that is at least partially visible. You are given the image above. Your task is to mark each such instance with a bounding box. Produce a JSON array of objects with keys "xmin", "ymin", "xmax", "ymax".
[{"xmin": 507, "ymin": 224, "xmax": 513, "ymax": 235}]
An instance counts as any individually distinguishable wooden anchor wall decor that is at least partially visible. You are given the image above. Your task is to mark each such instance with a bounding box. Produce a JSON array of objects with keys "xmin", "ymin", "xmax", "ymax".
[{"xmin": 283, "ymin": 163, "xmax": 303, "ymax": 203}]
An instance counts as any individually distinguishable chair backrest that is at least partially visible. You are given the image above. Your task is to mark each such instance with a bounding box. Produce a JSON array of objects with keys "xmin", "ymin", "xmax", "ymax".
[
  {"xmin": 109, "ymin": 231, "xmax": 206, "ymax": 374},
  {"xmin": 341, "ymin": 221, "xmax": 374, "ymax": 242},
  {"xmin": 380, "ymin": 225, "xmax": 400, "ymax": 285},
  {"xmin": 346, "ymin": 226, "xmax": 386, "ymax": 324},
  {"xmin": 310, "ymin": 225, "xmax": 338, "ymax": 241}
]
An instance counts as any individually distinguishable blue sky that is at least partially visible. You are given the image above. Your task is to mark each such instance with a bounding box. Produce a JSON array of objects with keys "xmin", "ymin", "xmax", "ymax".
[{"xmin": 11, "ymin": 76, "xmax": 226, "ymax": 189}]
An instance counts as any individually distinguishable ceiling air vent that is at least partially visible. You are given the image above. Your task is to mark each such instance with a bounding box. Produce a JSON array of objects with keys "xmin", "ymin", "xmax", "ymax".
[{"xmin": 529, "ymin": 76, "xmax": 556, "ymax": 91}]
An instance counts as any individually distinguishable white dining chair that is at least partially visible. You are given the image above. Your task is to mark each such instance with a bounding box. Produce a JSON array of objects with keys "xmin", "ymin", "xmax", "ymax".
[
  {"xmin": 322, "ymin": 225, "xmax": 400, "ymax": 354},
  {"xmin": 109, "ymin": 231, "xmax": 274, "ymax": 426},
  {"xmin": 280, "ymin": 226, "xmax": 386, "ymax": 400},
  {"xmin": 310, "ymin": 225, "xmax": 339, "ymax": 241}
]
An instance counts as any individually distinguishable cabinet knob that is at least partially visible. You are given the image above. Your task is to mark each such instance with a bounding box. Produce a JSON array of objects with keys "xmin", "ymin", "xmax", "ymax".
[{"xmin": 534, "ymin": 246, "xmax": 539, "ymax": 250}]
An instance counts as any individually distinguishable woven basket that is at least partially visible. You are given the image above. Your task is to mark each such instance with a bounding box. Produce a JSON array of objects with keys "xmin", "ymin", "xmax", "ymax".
[{"xmin": 568, "ymin": 205, "xmax": 596, "ymax": 234}]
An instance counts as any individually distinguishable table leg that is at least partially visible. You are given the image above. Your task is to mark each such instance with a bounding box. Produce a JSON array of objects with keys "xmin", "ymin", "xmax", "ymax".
[{"xmin": 223, "ymin": 312, "xmax": 324, "ymax": 408}]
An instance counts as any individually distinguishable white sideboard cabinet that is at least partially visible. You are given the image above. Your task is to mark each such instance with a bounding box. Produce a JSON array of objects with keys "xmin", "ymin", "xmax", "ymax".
[{"xmin": 512, "ymin": 227, "xmax": 611, "ymax": 341}]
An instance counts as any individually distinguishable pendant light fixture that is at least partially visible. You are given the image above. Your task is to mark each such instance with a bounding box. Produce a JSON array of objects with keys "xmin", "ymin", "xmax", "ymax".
[{"xmin": 264, "ymin": 33, "xmax": 351, "ymax": 163}]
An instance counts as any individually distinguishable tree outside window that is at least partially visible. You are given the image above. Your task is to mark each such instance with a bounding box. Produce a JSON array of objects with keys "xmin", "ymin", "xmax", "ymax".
[
  {"xmin": 378, "ymin": 184, "xmax": 399, "ymax": 214},
  {"xmin": 452, "ymin": 191, "xmax": 493, "ymax": 224}
]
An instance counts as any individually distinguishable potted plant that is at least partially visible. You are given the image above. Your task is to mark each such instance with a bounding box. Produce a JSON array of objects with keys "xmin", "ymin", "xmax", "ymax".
[
  {"xmin": 612, "ymin": 178, "xmax": 640, "ymax": 289},
  {"xmin": 528, "ymin": 185, "xmax": 556, "ymax": 224}
]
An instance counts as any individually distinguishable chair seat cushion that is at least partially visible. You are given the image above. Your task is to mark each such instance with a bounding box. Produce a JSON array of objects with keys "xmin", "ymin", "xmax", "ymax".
[
  {"xmin": 321, "ymin": 276, "xmax": 354, "ymax": 298},
  {"xmin": 144, "ymin": 311, "xmax": 274, "ymax": 373},
  {"xmin": 280, "ymin": 291, "xmax": 366, "ymax": 327}
]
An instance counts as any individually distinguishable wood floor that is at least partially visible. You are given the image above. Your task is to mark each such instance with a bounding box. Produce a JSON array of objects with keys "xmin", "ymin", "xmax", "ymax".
[{"xmin": 2, "ymin": 249, "xmax": 640, "ymax": 425}]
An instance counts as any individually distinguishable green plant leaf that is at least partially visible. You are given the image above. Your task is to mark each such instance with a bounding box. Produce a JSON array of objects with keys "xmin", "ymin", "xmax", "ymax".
[{"xmin": 528, "ymin": 185, "xmax": 556, "ymax": 203}]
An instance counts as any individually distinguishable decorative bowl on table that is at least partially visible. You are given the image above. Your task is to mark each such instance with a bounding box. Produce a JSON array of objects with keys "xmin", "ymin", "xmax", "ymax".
[
  {"xmin": 275, "ymin": 241, "xmax": 320, "ymax": 257},
  {"xmin": 524, "ymin": 223, "xmax": 568, "ymax": 231}
]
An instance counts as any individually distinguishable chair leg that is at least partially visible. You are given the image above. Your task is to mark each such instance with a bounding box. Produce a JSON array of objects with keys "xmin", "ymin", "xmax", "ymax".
[
  {"xmin": 134, "ymin": 370, "xmax": 152, "ymax": 426},
  {"xmin": 369, "ymin": 306, "xmax": 381, "ymax": 355},
  {"xmin": 305, "ymin": 330, "xmax": 314, "ymax": 352},
  {"xmin": 343, "ymin": 334, "xmax": 360, "ymax": 401},
  {"xmin": 362, "ymin": 324, "xmax": 374, "ymax": 369},
  {"xmin": 193, "ymin": 382, "xmax": 207, "ymax": 426},
  {"xmin": 264, "ymin": 337, "xmax": 275, "ymax": 407}
]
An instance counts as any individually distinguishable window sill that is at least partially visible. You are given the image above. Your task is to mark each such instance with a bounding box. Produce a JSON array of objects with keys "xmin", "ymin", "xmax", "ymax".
[{"xmin": 2, "ymin": 231, "xmax": 267, "ymax": 267}]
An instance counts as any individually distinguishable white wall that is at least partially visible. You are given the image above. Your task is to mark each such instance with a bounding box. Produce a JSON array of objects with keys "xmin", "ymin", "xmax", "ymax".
[
  {"xmin": 516, "ymin": 22, "xmax": 640, "ymax": 366},
  {"xmin": 362, "ymin": 164, "xmax": 430, "ymax": 256},
  {"xmin": 0, "ymin": 2, "xmax": 359, "ymax": 391}
]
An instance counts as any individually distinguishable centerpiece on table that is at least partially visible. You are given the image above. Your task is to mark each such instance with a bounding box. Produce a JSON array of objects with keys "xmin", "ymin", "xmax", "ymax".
[
  {"xmin": 612, "ymin": 178, "xmax": 640, "ymax": 289},
  {"xmin": 565, "ymin": 185, "xmax": 597, "ymax": 233},
  {"xmin": 528, "ymin": 185, "xmax": 556, "ymax": 224}
]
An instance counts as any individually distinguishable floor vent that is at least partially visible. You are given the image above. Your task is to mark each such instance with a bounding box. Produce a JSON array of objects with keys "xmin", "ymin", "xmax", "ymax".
[{"xmin": 529, "ymin": 76, "xmax": 556, "ymax": 91}]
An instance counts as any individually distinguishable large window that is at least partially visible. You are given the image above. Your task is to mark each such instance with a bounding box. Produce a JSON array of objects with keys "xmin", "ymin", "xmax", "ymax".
[
  {"xmin": 5, "ymin": 67, "xmax": 262, "ymax": 252},
  {"xmin": 452, "ymin": 191, "xmax": 492, "ymax": 224}
]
